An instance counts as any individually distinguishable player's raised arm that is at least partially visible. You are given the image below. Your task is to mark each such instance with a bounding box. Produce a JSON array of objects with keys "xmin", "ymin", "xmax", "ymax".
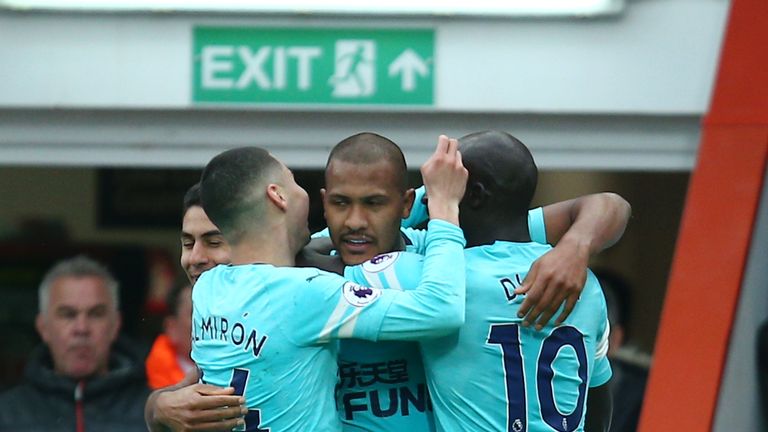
[
  {"xmin": 370, "ymin": 135, "xmax": 467, "ymax": 338},
  {"xmin": 515, "ymin": 192, "xmax": 631, "ymax": 329},
  {"xmin": 420, "ymin": 135, "xmax": 466, "ymax": 226}
]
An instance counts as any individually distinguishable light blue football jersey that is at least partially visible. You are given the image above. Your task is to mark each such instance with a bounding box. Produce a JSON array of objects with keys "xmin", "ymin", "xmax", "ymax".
[
  {"xmin": 191, "ymin": 220, "xmax": 466, "ymax": 432},
  {"xmin": 340, "ymin": 252, "xmax": 434, "ymax": 432},
  {"xmin": 317, "ymin": 191, "xmax": 548, "ymax": 432},
  {"xmin": 420, "ymin": 241, "xmax": 611, "ymax": 432}
]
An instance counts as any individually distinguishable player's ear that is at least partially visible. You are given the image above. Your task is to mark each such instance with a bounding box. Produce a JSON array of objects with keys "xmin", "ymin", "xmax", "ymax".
[
  {"xmin": 401, "ymin": 188, "xmax": 416, "ymax": 219},
  {"xmin": 266, "ymin": 184, "xmax": 288, "ymax": 211},
  {"xmin": 466, "ymin": 181, "xmax": 489, "ymax": 210}
]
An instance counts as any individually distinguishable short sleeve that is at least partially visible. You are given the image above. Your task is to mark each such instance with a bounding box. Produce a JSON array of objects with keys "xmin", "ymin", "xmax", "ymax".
[
  {"xmin": 590, "ymin": 316, "xmax": 613, "ymax": 387},
  {"xmin": 527, "ymin": 207, "xmax": 548, "ymax": 245}
]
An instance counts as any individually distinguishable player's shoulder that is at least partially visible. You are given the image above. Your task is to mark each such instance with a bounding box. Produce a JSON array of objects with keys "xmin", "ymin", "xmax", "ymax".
[
  {"xmin": 349, "ymin": 251, "xmax": 424, "ymax": 277},
  {"xmin": 213, "ymin": 263, "xmax": 343, "ymax": 288},
  {"xmin": 366, "ymin": 250, "xmax": 422, "ymax": 270},
  {"xmin": 517, "ymin": 241, "xmax": 553, "ymax": 259},
  {"xmin": 265, "ymin": 266, "xmax": 350, "ymax": 306},
  {"xmin": 272, "ymin": 265, "xmax": 342, "ymax": 285},
  {"xmin": 465, "ymin": 241, "xmax": 551, "ymax": 263},
  {"xmin": 193, "ymin": 264, "xmax": 229, "ymax": 296},
  {"xmin": 558, "ymin": 269, "xmax": 608, "ymax": 329}
]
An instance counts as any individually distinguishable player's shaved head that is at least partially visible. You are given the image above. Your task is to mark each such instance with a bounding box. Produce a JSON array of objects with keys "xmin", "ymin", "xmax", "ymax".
[
  {"xmin": 200, "ymin": 147, "xmax": 283, "ymax": 245},
  {"xmin": 326, "ymin": 132, "xmax": 408, "ymax": 192},
  {"xmin": 459, "ymin": 130, "xmax": 538, "ymax": 216}
]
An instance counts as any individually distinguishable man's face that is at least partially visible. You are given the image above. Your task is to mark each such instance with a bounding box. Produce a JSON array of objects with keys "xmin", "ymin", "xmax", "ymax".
[
  {"xmin": 322, "ymin": 159, "xmax": 414, "ymax": 265},
  {"xmin": 164, "ymin": 285, "xmax": 193, "ymax": 358},
  {"xmin": 35, "ymin": 275, "xmax": 121, "ymax": 380},
  {"xmin": 181, "ymin": 206, "xmax": 232, "ymax": 285}
]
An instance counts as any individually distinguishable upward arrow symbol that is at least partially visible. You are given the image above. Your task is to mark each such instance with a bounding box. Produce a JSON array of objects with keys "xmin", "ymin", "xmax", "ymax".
[{"xmin": 388, "ymin": 49, "xmax": 429, "ymax": 92}]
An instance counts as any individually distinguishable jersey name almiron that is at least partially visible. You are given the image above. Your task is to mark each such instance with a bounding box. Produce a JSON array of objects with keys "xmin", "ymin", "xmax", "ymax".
[{"xmin": 194, "ymin": 315, "xmax": 269, "ymax": 358}]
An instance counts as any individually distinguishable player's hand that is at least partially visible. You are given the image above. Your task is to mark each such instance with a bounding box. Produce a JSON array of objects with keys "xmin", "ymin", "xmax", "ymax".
[
  {"xmin": 514, "ymin": 237, "xmax": 589, "ymax": 329},
  {"xmin": 153, "ymin": 373, "xmax": 247, "ymax": 432},
  {"xmin": 421, "ymin": 134, "xmax": 467, "ymax": 225}
]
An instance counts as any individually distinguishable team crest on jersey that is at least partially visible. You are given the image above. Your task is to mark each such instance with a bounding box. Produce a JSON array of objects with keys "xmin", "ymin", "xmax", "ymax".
[
  {"xmin": 342, "ymin": 281, "xmax": 382, "ymax": 307},
  {"xmin": 362, "ymin": 252, "xmax": 400, "ymax": 273}
]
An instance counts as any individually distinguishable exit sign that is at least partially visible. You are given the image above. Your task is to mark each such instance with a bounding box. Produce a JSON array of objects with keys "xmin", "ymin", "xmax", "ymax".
[{"xmin": 192, "ymin": 26, "xmax": 435, "ymax": 106}]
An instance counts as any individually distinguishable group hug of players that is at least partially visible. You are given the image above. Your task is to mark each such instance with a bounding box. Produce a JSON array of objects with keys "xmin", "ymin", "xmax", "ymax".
[{"xmin": 147, "ymin": 131, "xmax": 631, "ymax": 432}]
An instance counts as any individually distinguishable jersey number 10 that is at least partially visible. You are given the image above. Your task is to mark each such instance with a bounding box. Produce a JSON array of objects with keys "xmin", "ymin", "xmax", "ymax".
[{"xmin": 487, "ymin": 324, "xmax": 588, "ymax": 432}]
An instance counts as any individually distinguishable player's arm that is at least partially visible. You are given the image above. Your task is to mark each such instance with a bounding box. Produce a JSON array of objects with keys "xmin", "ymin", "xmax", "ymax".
[
  {"xmin": 585, "ymin": 383, "xmax": 613, "ymax": 432},
  {"xmin": 300, "ymin": 220, "xmax": 465, "ymax": 343},
  {"xmin": 368, "ymin": 136, "xmax": 467, "ymax": 339},
  {"xmin": 370, "ymin": 218, "xmax": 465, "ymax": 340},
  {"xmin": 366, "ymin": 135, "xmax": 466, "ymax": 339},
  {"xmin": 515, "ymin": 192, "xmax": 631, "ymax": 329},
  {"xmin": 145, "ymin": 368, "xmax": 247, "ymax": 432}
]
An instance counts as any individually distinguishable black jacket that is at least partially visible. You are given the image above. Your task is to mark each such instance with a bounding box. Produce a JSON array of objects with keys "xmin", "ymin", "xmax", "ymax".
[{"xmin": 0, "ymin": 338, "xmax": 151, "ymax": 432}]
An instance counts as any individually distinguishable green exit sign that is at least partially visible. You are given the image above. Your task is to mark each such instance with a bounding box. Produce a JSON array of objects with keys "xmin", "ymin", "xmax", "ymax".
[{"xmin": 193, "ymin": 26, "xmax": 435, "ymax": 106}]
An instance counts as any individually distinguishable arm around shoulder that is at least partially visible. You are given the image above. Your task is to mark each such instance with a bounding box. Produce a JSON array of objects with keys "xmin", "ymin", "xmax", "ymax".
[
  {"xmin": 515, "ymin": 193, "xmax": 630, "ymax": 329},
  {"xmin": 542, "ymin": 192, "xmax": 631, "ymax": 253}
]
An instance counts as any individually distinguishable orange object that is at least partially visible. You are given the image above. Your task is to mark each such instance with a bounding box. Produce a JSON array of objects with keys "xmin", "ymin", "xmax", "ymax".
[
  {"xmin": 145, "ymin": 334, "xmax": 187, "ymax": 390},
  {"xmin": 639, "ymin": 0, "xmax": 768, "ymax": 429}
]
